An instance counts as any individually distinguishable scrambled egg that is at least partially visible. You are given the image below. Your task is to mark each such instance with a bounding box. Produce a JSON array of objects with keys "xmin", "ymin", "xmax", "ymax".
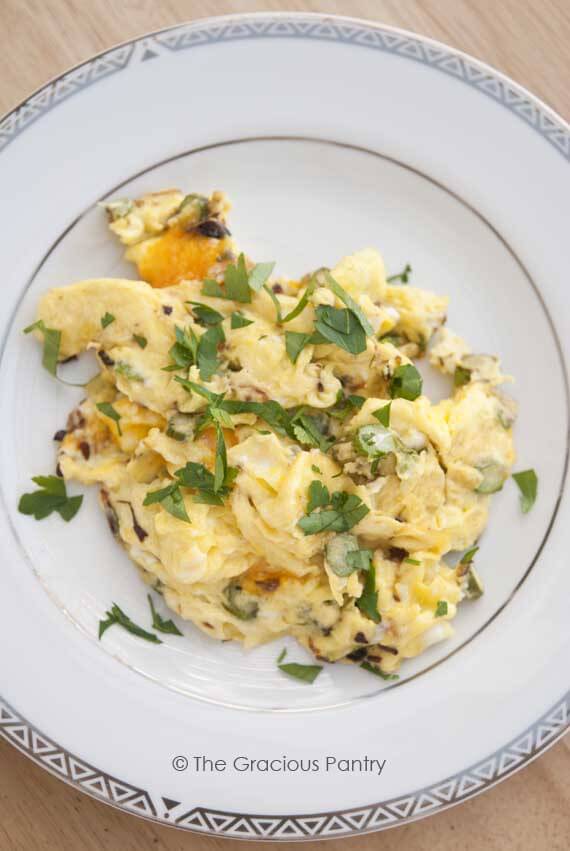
[{"xmin": 29, "ymin": 188, "xmax": 517, "ymax": 676}]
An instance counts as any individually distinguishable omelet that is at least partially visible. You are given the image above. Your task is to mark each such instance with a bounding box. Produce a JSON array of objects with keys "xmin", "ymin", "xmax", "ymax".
[{"xmin": 26, "ymin": 187, "xmax": 517, "ymax": 677}]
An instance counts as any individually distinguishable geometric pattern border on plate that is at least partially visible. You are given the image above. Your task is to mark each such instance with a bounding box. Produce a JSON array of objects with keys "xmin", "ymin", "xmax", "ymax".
[
  {"xmin": 1, "ymin": 691, "xmax": 567, "ymax": 838},
  {"xmin": 1, "ymin": 14, "xmax": 569, "ymax": 159}
]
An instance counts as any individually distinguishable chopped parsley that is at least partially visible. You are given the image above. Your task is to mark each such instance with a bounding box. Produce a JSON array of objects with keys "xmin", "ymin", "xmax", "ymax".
[
  {"xmin": 133, "ymin": 334, "xmax": 147, "ymax": 349},
  {"xmin": 313, "ymin": 305, "xmax": 367, "ymax": 355},
  {"xmin": 360, "ymin": 662, "xmax": 399, "ymax": 680},
  {"xmin": 373, "ymin": 402, "xmax": 391, "ymax": 427},
  {"xmin": 176, "ymin": 442, "xmax": 237, "ymax": 504},
  {"xmin": 101, "ymin": 312, "xmax": 115, "ymax": 329},
  {"xmin": 277, "ymin": 649, "xmax": 323, "ymax": 684},
  {"xmin": 356, "ymin": 563, "xmax": 381, "ymax": 623},
  {"xmin": 164, "ymin": 323, "xmax": 224, "ymax": 381},
  {"xmin": 99, "ymin": 603, "xmax": 161, "ymax": 643},
  {"xmin": 306, "ymin": 480, "xmax": 330, "ymax": 513},
  {"xmin": 288, "ymin": 409, "xmax": 333, "ymax": 452},
  {"xmin": 187, "ymin": 301, "xmax": 224, "ymax": 326},
  {"xmin": 202, "ymin": 253, "xmax": 275, "ymax": 304},
  {"xmin": 298, "ymin": 483, "xmax": 369, "ymax": 535},
  {"xmin": 389, "ymin": 364, "xmax": 423, "ymax": 400},
  {"xmin": 404, "ymin": 557, "xmax": 421, "ymax": 565},
  {"xmin": 174, "ymin": 381, "xmax": 335, "ymax": 454},
  {"xmin": 346, "ymin": 549, "xmax": 373, "ymax": 571},
  {"xmin": 148, "ymin": 594, "xmax": 183, "ymax": 635},
  {"xmin": 282, "ymin": 277, "xmax": 317, "ymax": 322},
  {"xmin": 197, "ymin": 324, "xmax": 225, "ymax": 381},
  {"xmin": 96, "ymin": 401, "xmax": 122, "ymax": 435},
  {"xmin": 311, "ymin": 464, "xmax": 322, "ymax": 474},
  {"xmin": 460, "ymin": 546, "xmax": 479, "ymax": 564},
  {"xmin": 387, "ymin": 263, "xmax": 412, "ymax": 284},
  {"xmin": 285, "ymin": 331, "xmax": 313, "ymax": 364},
  {"xmin": 163, "ymin": 325, "xmax": 199, "ymax": 372},
  {"xmin": 23, "ymin": 319, "xmax": 61, "ymax": 376},
  {"xmin": 323, "ymin": 271, "xmax": 374, "ymax": 336},
  {"xmin": 512, "ymin": 469, "xmax": 538, "ymax": 514},
  {"xmin": 263, "ymin": 283, "xmax": 283, "ymax": 323},
  {"xmin": 435, "ymin": 600, "xmax": 448, "ymax": 617},
  {"xmin": 18, "ymin": 475, "xmax": 83, "ymax": 522},
  {"xmin": 327, "ymin": 391, "xmax": 365, "ymax": 421},
  {"xmin": 144, "ymin": 431, "xmax": 237, "ymax": 518},
  {"xmin": 454, "ymin": 365, "xmax": 471, "ymax": 387},
  {"xmin": 247, "ymin": 261, "xmax": 275, "ymax": 292},
  {"xmin": 231, "ymin": 312, "xmax": 253, "ymax": 329},
  {"xmin": 143, "ymin": 482, "xmax": 191, "ymax": 523}
]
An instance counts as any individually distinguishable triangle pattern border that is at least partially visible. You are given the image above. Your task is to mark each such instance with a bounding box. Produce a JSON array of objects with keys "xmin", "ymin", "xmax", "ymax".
[
  {"xmin": 2, "ymin": 690, "xmax": 566, "ymax": 839},
  {"xmin": 0, "ymin": 15, "xmax": 567, "ymax": 160}
]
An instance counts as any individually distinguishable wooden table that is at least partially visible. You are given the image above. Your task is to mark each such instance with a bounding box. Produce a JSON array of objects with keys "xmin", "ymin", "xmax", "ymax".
[{"xmin": 1, "ymin": 1, "xmax": 568, "ymax": 849}]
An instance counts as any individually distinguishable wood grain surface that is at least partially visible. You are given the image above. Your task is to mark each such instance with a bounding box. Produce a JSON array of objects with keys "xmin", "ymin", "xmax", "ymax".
[{"xmin": 1, "ymin": 1, "xmax": 568, "ymax": 849}]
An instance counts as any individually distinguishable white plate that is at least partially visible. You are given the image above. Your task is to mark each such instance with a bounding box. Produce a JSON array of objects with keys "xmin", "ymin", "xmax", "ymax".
[{"xmin": 0, "ymin": 12, "xmax": 568, "ymax": 839}]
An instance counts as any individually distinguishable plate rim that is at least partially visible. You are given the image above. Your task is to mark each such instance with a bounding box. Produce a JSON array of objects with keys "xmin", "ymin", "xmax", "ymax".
[
  {"xmin": 1, "ymin": 10, "xmax": 568, "ymax": 838},
  {"xmin": 1, "ymin": 690, "xmax": 568, "ymax": 839}
]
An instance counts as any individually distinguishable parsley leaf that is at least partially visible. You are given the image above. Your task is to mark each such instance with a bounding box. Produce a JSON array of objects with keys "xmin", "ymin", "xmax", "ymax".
[
  {"xmin": 175, "ymin": 453, "xmax": 237, "ymax": 504},
  {"xmin": 202, "ymin": 255, "xmax": 276, "ymax": 305},
  {"xmin": 174, "ymin": 376, "xmax": 221, "ymax": 405},
  {"xmin": 23, "ymin": 319, "xmax": 61, "ymax": 376},
  {"xmin": 387, "ymin": 263, "xmax": 412, "ymax": 284},
  {"xmin": 18, "ymin": 475, "xmax": 83, "ymax": 522},
  {"xmin": 373, "ymin": 402, "xmax": 391, "ymax": 427},
  {"xmin": 454, "ymin": 365, "xmax": 471, "ymax": 387},
  {"xmin": 214, "ymin": 424, "xmax": 227, "ymax": 492},
  {"xmin": 360, "ymin": 661, "xmax": 399, "ymax": 680},
  {"xmin": 356, "ymin": 563, "xmax": 381, "ymax": 623},
  {"xmin": 460, "ymin": 546, "xmax": 479, "ymax": 564},
  {"xmin": 282, "ymin": 277, "xmax": 317, "ymax": 323},
  {"xmin": 346, "ymin": 549, "xmax": 373, "ymax": 571},
  {"xmin": 307, "ymin": 480, "xmax": 330, "ymax": 513},
  {"xmin": 277, "ymin": 647, "xmax": 287, "ymax": 664},
  {"xmin": 96, "ymin": 401, "xmax": 122, "ymax": 435},
  {"xmin": 99, "ymin": 603, "xmax": 161, "ymax": 643},
  {"xmin": 148, "ymin": 594, "xmax": 183, "ymax": 635},
  {"xmin": 163, "ymin": 325, "xmax": 199, "ymax": 372},
  {"xmin": 197, "ymin": 323, "xmax": 224, "ymax": 381},
  {"xmin": 231, "ymin": 312, "xmax": 253, "ymax": 329},
  {"xmin": 248, "ymin": 261, "xmax": 276, "ymax": 292},
  {"xmin": 143, "ymin": 482, "xmax": 191, "ymax": 523},
  {"xmin": 299, "ymin": 488, "xmax": 369, "ymax": 535},
  {"xmin": 289, "ymin": 410, "xmax": 333, "ymax": 452},
  {"xmin": 328, "ymin": 391, "xmax": 365, "ymax": 421},
  {"xmin": 278, "ymin": 660, "xmax": 323, "ymax": 684},
  {"xmin": 101, "ymin": 312, "xmax": 115, "ymax": 328},
  {"xmin": 223, "ymin": 253, "xmax": 251, "ymax": 301},
  {"xmin": 512, "ymin": 469, "xmax": 538, "ymax": 513},
  {"xmin": 285, "ymin": 331, "xmax": 313, "ymax": 364},
  {"xmin": 201, "ymin": 279, "xmax": 226, "ymax": 299},
  {"xmin": 133, "ymin": 334, "xmax": 147, "ymax": 348},
  {"xmin": 221, "ymin": 399, "xmax": 290, "ymax": 436},
  {"xmin": 324, "ymin": 271, "xmax": 374, "ymax": 336},
  {"xmin": 187, "ymin": 301, "xmax": 224, "ymax": 326},
  {"xmin": 314, "ymin": 305, "xmax": 367, "ymax": 355},
  {"xmin": 263, "ymin": 284, "xmax": 283, "ymax": 323},
  {"xmin": 389, "ymin": 364, "xmax": 422, "ymax": 400},
  {"xmin": 435, "ymin": 600, "xmax": 448, "ymax": 617}
]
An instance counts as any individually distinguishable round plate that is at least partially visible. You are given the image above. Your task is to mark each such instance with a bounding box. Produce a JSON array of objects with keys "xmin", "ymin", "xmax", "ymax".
[{"xmin": 1, "ymin": 12, "xmax": 568, "ymax": 839}]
